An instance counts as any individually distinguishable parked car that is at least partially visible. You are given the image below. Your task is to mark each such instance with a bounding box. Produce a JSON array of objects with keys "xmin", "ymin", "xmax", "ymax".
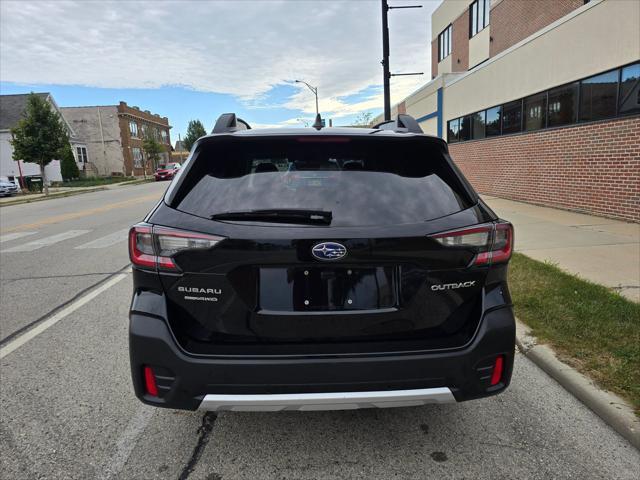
[
  {"xmin": 0, "ymin": 177, "xmax": 19, "ymax": 197},
  {"xmin": 154, "ymin": 162, "xmax": 181, "ymax": 181},
  {"xmin": 129, "ymin": 113, "xmax": 515, "ymax": 412}
]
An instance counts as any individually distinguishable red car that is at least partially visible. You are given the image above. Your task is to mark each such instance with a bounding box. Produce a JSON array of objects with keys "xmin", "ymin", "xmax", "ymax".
[{"xmin": 154, "ymin": 162, "xmax": 181, "ymax": 181}]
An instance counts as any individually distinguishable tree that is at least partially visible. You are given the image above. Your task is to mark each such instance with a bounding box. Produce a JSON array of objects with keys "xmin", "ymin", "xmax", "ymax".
[
  {"xmin": 353, "ymin": 111, "xmax": 373, "ymax": 127},
  {"xmin": 182, "ymin": 120, "xmax": 207, "ymax": 152},
  {"xmin": 10, "ymin": 93, "xmax": 69, "ymax": 195},
  {"xmin": 142, "ymin": 133, "xmax": 164, "ymax": 172},
  {"xmin": 60, "ymin": 143, "xmax": 80, "ymax": 181}
]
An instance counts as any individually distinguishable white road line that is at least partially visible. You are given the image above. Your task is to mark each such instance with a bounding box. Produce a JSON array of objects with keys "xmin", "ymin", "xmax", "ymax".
[
  {"xmin": 1, "ymin": 230, "xmax": 91, "ymax": 252},
  {"xmin": 98, "ymin": 405, "xmax": 155, "ymax": 480},
  {"xmin": 74, "ymin": 229, "xmax": 129, "ymax": 250},
  {"xmin": 0, "ymin": 231, "xmax": 37, "ymax": 243},
  {"xmin": 0, "ymin": 271, "xmax": 129, "ymax": 359}
]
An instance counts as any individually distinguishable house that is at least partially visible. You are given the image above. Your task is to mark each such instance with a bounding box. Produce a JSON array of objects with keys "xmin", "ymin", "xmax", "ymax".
[
  {"xmin": 375, "ymin": 0, "xmax": 639, "ymax": 222},
  {"xmin": 60, "ymin": 101, "xmax": 172, "ymax": 177},
  {"xmin": 0, "ymin": 93, "xmax": 87, "ymax": 185}
]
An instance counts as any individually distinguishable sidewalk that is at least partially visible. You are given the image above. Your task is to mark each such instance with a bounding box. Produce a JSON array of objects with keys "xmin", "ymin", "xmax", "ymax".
[{"xmin": 484, "ymin": 196, "xmax": 640, "ymax": 302}]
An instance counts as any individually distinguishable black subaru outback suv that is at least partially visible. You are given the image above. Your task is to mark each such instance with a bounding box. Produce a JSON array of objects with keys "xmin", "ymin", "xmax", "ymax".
[{"xmin": 129, "ymin": 113, "xmax": 515, "ymax": 411}]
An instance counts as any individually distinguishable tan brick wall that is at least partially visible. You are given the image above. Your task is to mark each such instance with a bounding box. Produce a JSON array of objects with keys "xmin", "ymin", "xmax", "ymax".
[
  {"xmin": 452, "ymin": 8, "xmax": 470, "ymax": 72},
  {"xmin": 449, "ymin": 116, "xmax": 640, "ymax": 222},
  {"xmin": 431, "ymin": 39, "xmax": 438, "ymax": 79},
  {"xmin": 489, "ymin": 0, "xmax": 584, "ymax": 57}
]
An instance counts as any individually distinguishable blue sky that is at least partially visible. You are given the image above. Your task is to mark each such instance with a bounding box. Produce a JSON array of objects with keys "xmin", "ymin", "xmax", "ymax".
[
  {"xmin": 0, "ymin": 0, "xmax": 438, "ymax": 144},
  {"xmin": 0, "ymin": 81, "xmax": 331, "ymax": 141}
]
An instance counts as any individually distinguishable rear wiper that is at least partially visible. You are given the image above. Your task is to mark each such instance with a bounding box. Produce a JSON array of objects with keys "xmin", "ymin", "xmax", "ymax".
[{"xmin": 210, "ymin": 209, "xmax": 332, "ymax": 225}]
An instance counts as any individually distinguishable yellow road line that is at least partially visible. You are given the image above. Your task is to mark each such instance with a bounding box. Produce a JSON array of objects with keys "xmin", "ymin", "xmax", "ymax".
[{"xmin": 2, "ymin": 194, "xmax": 159, "ymax": 233}]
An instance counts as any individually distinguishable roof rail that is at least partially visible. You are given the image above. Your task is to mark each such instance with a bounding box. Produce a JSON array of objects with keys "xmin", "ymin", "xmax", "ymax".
[
  {"xmin": 372, "ymin": 114, "xmax": 423, "ymax": 134},
  {"xmin": 212, "ymin": 113, "xmax": 251, "ymax": 133}
]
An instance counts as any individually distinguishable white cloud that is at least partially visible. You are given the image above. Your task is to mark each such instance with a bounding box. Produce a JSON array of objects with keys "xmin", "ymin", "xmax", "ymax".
[{"xmin": 0, "ymin": 0, "xmax": 439, "ymax": 116}]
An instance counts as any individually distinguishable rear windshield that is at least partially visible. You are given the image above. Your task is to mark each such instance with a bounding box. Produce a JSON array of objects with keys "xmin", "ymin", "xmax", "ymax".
[{"xmin": 172, "ymin": 137, "xmax": 472, "ymax": 227}]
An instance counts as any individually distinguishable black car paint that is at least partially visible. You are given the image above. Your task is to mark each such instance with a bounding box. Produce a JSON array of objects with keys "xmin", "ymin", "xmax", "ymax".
[{"xmin": 129, "ymin": 127, "xmax": 515, "ymax": 410}]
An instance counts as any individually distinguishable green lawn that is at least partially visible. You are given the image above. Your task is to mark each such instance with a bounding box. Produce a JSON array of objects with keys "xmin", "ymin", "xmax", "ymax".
[
  {"xmin": 57, "ymin": 176, "xmax": 138, "ymax": 188},
  {"xmin": 508, "ymin": 253, "xmax": 640, "ymax": 413}
]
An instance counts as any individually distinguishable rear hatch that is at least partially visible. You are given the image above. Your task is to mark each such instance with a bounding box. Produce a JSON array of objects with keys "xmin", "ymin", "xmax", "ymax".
[{"xmin": 145, "ymin": 134, "xmax": 497, "ymax": 355}]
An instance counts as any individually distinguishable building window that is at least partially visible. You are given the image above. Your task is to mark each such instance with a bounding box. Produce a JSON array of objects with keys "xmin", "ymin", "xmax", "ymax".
[
  {"xmin": 445, "ymin": 62, "xmax": 639, "ymax": 144},
  {"xmin": 459, "ymin": 115, "xmax": 471, "ymax": 141},
  {"xmin": 129, "ymin": 121, "xmax": 138, "ymax": 138},
  {"xmin": 485, "ymin": 106, "xmax": 501, "ymax": 136},
  {"xmin": 75, "ymin": 146, "xmax": 88, "ymax": 163},
  {"xmin": 501, "ymin": 100, "xmax": 522, "ymax": 134},
  {"xmin": 140, "ymin": 124, "xmax": 148, "ymax": 139},
  {"xmin": 619, "ymin": 62, "xmax": 640, "ymax": 114},
  {"xmin": 132, "ymin": 147, "xmax": 144, "ymax": 168},
  {"xmin": 161, "ymin": 129, "xmax": 169, "ymax": 143},
  {"xmin": 579, "ymin": 69, "xmax": 619, "ymax": 122},
  {"xmin": 438, "ymin": 24, "xmax": 452, "ymax": 62},
  {"xmin": 471, "ymin": 111, "xmax": 486, "ymax": 139},
  {"xmin": 547, "ymin": 82, "xmax": 578, "ymax": 127},
  {"xmin": 470, "ymin": 0, "xmax": 490, "ymax": 38},
  {"xmin": 524, "ymin": 92, "xmax": 547, "ymax": 131},
  {"xmin": 447, "ymin": 118, "xmax": 460, "ymax": 143}
]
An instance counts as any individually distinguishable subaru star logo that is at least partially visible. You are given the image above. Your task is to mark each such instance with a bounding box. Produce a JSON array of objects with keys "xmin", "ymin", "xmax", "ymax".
[{"xmin": 311, "ymin": 242, "xmax": 347, "ymax": 261}]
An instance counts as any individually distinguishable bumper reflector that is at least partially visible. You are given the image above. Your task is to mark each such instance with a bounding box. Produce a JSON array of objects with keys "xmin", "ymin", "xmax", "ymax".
[
  {"xmin": 143, "ymin": 366, "xmax": 158, "ymax": 397},
  {"xmin": 490, "ymin": 356, "xmax": 504, "ymax": 386}
]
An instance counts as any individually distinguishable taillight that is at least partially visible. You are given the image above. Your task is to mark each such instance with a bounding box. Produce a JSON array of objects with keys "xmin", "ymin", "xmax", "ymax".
[
  {"xmin": 430, "ymin": 221, "xmax": 513, "ymax": 266},
  {"xmin": 128, "ymin": 224, "xmax": 224, "ymax": 271}
]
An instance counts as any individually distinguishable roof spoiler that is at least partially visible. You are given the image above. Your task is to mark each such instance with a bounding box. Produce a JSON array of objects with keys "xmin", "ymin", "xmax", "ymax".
[
  {"xmin": 212, "ymin": 113, "xmax": 251, "ymax": 133},
  {"xmin": 372, "ymin": 114, "xmax": 423, "ymax": 134}
]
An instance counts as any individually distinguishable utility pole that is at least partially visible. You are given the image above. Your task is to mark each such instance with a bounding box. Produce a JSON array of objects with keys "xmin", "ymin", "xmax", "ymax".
[
  {"xmin": 381, "ymin": 0, "xmax": 424, "ymax": 121},
  {"xmin": 381, "ymin": 0, "xmax": 391, "ymax": 121}
]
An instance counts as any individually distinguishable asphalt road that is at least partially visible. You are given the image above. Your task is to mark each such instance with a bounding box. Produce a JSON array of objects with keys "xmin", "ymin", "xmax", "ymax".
[{"xmin": 1, "ymin": 182, "xmax": 638, "ymax": 479}]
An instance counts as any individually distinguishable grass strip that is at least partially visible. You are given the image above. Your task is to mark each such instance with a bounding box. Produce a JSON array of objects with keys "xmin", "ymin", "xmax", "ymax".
[
  {"xmin": 57, "ymin": 176, "xmax": 137, "ymax": 188},
  {"xmin": 509, "ymin": 253, "xmax": 640, "ymax": 413}
]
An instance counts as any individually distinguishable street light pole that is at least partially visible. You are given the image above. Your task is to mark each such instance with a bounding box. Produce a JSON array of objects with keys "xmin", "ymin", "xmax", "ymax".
[{"xmin": 295, "ymin": 80, "xmax": 319, "ymax": 116}]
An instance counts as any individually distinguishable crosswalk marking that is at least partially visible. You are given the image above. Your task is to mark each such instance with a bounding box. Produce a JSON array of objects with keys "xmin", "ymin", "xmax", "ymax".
[
  {"xmin": 0, "ymin": 231, "xmax": 37, "ymax": 243},
  {"xmin": 75, "ymin": 229, "xmax": 130, "ymax": 250},
  {"xmin": 1, "ymin": 230, "xmax": 91, "ymax": 253}
]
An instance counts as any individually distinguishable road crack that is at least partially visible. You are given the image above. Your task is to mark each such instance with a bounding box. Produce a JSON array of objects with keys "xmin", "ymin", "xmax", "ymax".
[
  {"xmin": 178, "ymin": 412, "xmax": 217, "ymax": 480},
  {"xmin": 0, "ymin": 263, "xmax": 131, "ymax": 346}
]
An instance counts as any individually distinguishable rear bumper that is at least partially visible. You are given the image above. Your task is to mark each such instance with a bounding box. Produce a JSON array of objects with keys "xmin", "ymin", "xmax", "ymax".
[
  {"xmin": 129, "ymin": 307, "xmax": 515, "ymax": 411},
  {"xmin": 199, "ymin": 387, "xmax": 455, "ymax": 412}
]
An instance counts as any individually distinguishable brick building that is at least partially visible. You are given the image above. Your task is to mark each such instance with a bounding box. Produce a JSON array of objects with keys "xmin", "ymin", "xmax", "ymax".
[
  {"xmin": 61, "ymin": 101, "xmax": 171, "ymax": 177},
  {"xmin": 376, "ymin": 0, "xmax": 640, "ymax": 222},
  {"xmin": 117, "ymin": 102, "xmax": 171, "ymax": 176}
]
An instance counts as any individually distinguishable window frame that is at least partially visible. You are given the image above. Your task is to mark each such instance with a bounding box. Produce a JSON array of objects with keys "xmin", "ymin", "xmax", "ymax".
[
  {"xmin": 444, "ymin": 61, "xmax": 639, "ymax": 144},
  {"xmin": 75, "ymin": 146, "xmax": 88, "ymax": 164},
  {"xmin": 438, "ymin": 24, "xmax": 452, "ymax": 62},
  {"xmin": 469, "ymin": 0, "xmax": 490, "ymax": 38},
  {"xmin": 619, "ymin": 62, "xmax": 640, "ymax": 115},
  {"xmin": 579, "ymin": 67, "xmax": 621, "ymax": 122},
  {"xmin": 129, "ymin": 121, "xmax": 138, "ymax": 138},
  {"xmin": 132, "ymin": 147, "xmax": 144, "ymax": 169}
]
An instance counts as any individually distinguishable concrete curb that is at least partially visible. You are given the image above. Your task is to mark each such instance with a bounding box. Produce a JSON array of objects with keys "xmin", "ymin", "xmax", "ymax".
[
  {"xmin": 0, "ymin": 187, "xmax": 107, "ymax": 207},
  {"xmin": 515, "ymin": 319, "xmax": 639, "ymax": 450},
  {"xmin": 0, "ymin": 179, "xmax": 152, "ymax": 207}
]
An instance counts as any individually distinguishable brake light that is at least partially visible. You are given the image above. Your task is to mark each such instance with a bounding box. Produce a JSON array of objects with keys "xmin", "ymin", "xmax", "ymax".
[
  {"xmin": 430, "ymin": 222, "xmax": 513, "ymax": 266},
  {"xmin": 143, "ymin": 366, "xmax": 158, "ymax": 396},
  {"xmin": 128, "ymin": 224, "xmax": 224, "ymax": 271},
  {"xmin": 490, "ymin": 355, "xmax": 504, "ymax": 386}
]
